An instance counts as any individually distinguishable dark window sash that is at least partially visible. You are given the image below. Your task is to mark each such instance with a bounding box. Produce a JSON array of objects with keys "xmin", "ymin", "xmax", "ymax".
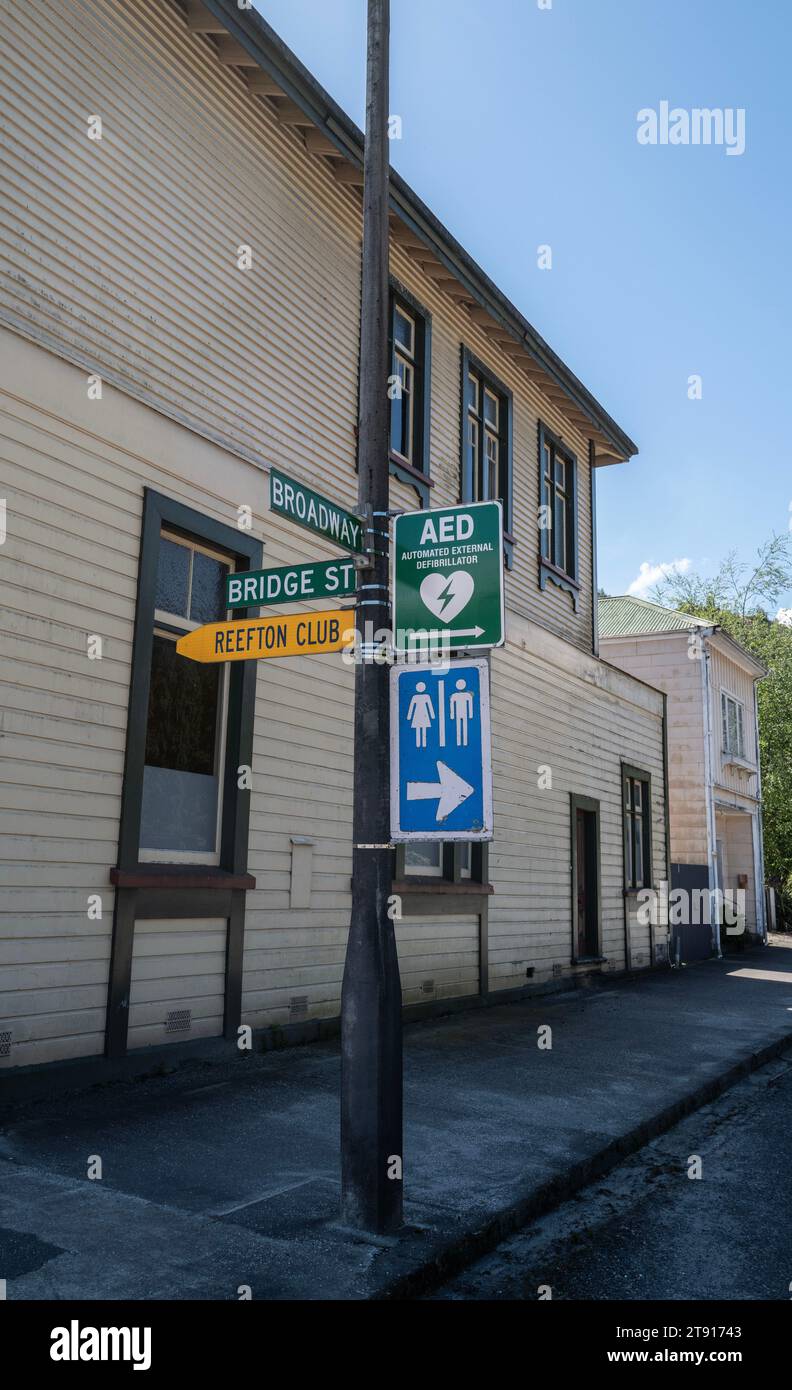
[
  {"xmin": 621, "ymin": 763, "xmax": 653, "ymax": 892},
  {"xmin": 388, "ymin": 277, "xmax": 432, "ymax": 506},
  {"xmin": 116, "ymin": 489, "xmax": 262, "ymax": 875},
  {"xmin": 538, "ymin": 421, "xmax": 578, "ymax": 587},
  {"xmin": 460, "ymin": 345, "xmax": 514, "ymax": 567}
]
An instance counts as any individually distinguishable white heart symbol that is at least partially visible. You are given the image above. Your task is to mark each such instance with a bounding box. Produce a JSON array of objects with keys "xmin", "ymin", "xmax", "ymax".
[{"xmin": 419, "ymin": 570, "xmax": 475, "ymax": 624}]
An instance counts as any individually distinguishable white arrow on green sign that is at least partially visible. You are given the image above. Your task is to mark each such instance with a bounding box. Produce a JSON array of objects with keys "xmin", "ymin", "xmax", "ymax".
[
  {"xmin": 392, "ymin": 499, "xmax": 504, "ymax": 652},
  {"xmin": 227, "ymin": 557, "xmax": 356, "ymax": 609},
  {"xmin": 270, "ymin": 467, "xmax": 366, "ymax": 553}
]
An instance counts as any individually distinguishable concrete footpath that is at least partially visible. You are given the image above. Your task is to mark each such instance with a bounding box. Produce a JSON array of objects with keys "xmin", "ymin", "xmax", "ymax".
[{"xmin": 2, "ymin": 940, "xmax": 792, "ymax": 1301}]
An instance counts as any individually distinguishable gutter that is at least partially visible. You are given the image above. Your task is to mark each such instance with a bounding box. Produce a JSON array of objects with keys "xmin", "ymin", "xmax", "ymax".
[
  {"xmin": 197, "ymin": 0, "xmax": 638, "ymax": 464},
  {"xmin": 753, "ymin": 673, "xmax": 768, "ymax": 942}
]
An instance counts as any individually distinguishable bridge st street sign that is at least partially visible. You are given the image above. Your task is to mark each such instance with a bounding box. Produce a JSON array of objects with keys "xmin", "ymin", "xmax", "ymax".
[
  {"xmin": 270, "ymin": 467, "xmax": 366, "ymax": 553},
  {"xmin": 390, "ymin": 658, "xmax": 493, "ymax": 842},
  {"xmin": 392, "ymin": 500, "xmax": 504, "ymax": 652},
  {"xmin": 226, "ymin": 557, "xmax": 356, "ymax": 608}
]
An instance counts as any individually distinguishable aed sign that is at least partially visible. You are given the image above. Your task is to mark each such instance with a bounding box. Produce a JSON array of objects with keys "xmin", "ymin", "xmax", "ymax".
[
  {"xmin": 176, "ymin": 611, "xmax": 355, "ymax": 664},
  {"xmin": 392, "ymin": 500, "xmax": 504, "ymax": 652},
  {"xmin": 226, "ymin": 558, "xmax": 356, "ymax": 608}
]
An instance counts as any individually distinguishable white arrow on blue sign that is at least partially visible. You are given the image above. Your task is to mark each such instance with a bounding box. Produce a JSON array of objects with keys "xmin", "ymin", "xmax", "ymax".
[{"xmin": 390, "ymin": 658, "xmax": 493, "ymax": 842}]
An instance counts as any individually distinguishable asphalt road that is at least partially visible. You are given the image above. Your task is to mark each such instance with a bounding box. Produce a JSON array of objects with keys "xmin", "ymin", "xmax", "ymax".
[{"xmin": 431, "ymin": 1052, "xmax": 792, "ymax": 1301}]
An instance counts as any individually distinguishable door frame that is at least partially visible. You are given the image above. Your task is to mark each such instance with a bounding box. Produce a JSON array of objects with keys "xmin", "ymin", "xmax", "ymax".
[{"xmin": 569, "ymin": 793, "xmax": 602, "ymax": 963}]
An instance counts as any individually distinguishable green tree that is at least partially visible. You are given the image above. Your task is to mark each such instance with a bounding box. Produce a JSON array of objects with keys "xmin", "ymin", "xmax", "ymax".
[{"xmin": 652, "ymin": 534, "xmax": 792, "ymax": 906}]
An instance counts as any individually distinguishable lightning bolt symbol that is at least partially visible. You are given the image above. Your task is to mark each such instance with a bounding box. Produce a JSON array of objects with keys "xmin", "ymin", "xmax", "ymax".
[{"xmin": 434, "ymin": 574, "xmax": 460, "ymax": 619}]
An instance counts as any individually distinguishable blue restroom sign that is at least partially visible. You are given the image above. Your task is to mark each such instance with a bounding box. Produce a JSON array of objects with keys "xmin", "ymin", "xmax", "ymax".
[{"xmin": 390, "ymin": 659, "xmax": 493, "ymax": 842}]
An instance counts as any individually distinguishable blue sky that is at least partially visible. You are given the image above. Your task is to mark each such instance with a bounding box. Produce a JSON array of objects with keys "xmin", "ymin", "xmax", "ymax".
[{"xmin": 255, "ymin": 0, "xmax": 792, "ymax": 607}]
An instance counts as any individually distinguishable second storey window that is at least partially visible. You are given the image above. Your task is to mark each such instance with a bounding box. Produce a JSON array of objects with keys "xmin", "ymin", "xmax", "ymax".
[
  {"xmin": 389, "ymin": 284, "xmax": 431, "ymax": 502},
  {"xmin": 721, "ymin": 691, "xmax": 746, "ymax": 758},
  {"xmin": 461, "ymin": 347, "xmax": 513, "ymax": 562},
  {"xmin": 539, "ymin": 423, "xmax": 578, "ymax": 582}
]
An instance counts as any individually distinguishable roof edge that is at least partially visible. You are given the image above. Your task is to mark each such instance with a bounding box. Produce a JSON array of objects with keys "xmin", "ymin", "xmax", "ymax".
[{"xmin": 194, "ymin": 0, "xmax": 638, "ymax": 463}]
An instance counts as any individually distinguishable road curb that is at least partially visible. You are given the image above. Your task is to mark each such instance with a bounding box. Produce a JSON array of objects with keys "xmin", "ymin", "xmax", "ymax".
[{"xmin": 373, "ymin": 1029, "xmax": 792, "ymax": 1300}]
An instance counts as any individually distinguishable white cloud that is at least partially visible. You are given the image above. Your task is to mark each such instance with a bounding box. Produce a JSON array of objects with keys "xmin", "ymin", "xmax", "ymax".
[
  {"xmin": 776, "ymin": 607, "xmax": 792, "ymax": 627},
  {"xmin": 627, "ymin": 558, "xmax": 691, "ymax": 599}
]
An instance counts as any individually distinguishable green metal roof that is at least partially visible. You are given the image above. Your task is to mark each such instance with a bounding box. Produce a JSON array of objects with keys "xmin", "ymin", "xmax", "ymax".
[{"xmin": 598, "ymin": 595, "xmax": 711, "ymax": 638}]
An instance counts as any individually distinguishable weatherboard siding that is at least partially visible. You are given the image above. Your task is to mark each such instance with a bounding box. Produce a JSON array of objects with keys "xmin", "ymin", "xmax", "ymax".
[
  {"xmin": 601, "ymin": 634, "xmax": 709, "ymax": 868},
  {"xmin": 707, "ymin": 641, "xmax": 760, "ymax": 803},
  {"xmin": 1, "ymin": 0, "xmax": 596, "ymax": 662},
  {"xmin": 489, "ymin": 616, "xmax": 668, "ymax": 988},
  {"xmin": 0, "ymin": 4, "xmax": 665, "ymax": 1071}
]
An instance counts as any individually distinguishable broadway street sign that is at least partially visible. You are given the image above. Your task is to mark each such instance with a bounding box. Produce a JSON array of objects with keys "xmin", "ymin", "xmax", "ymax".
[
  {"xmin": 176, "ymin": 611, "xmax": 355, "ymax": 664},
  {"xmin": 226, "ymin": 557, "xmax": 357, "ymax": 608},
  {"xmin": 270, "ymin": 467, "xmax": 366, "ymax": 553},
  {"xmin": 392, "ymin": 500, "xmax": 504, "ymax": 652},
  {"xmin": 390, "ymin": 658, "xmax": 493, "ymax": 842}
]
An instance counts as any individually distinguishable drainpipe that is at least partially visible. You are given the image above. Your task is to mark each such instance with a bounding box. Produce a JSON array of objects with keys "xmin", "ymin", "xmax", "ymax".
[
  {"xmin": 753, "ymin": 673, "xmax": 768, "ymax": 943},
  {"xmin": 661, "ymin": 691, "xmax": 672, "ymax": 965},
  {"xmin": 701, "ymin": 633, "xmax": 721, "ymax": 958}
]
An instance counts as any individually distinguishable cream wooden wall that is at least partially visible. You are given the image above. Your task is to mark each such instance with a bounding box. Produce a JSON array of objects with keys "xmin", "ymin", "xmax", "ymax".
[
  {"xmin": 707, "ymin": 640, "xmax": 760, "ymax": 802},
  {"xmin": 0, "ymin": 0, "xmax": 666, "ymax": 1068},
  {"xmin": 601, "ymin": 634, "xmax": 709, "ymax": 868},
  {"xmin": 491, "ymin": 616, "xmax": 668, "ymax": 987},
  {"xmin": 1, "ymin": 0, "xmax": 597, "ymax": 663}
]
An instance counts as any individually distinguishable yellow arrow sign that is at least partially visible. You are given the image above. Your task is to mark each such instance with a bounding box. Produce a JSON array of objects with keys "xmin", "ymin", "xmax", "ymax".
[{"xmin": 176, "ymin": 611, "xmax": 356, "ymax": 663}]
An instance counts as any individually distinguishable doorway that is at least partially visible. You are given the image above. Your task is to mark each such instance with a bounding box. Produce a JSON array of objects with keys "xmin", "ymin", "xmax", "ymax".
[{"xmin": 570, "ymin": 794, "xmax": 601, "ymax": 960}]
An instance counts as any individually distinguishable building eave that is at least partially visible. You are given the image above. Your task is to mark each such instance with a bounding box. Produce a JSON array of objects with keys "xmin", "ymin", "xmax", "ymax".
[{"xmin": 175, "ymin": 0, "xmax": 638, "ymax": 466}]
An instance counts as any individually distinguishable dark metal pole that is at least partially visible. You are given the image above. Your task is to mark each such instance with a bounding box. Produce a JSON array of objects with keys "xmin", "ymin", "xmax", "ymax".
[{"xmin": 340, "ymin": 0, "xmax": 402, "ymax": 1234}]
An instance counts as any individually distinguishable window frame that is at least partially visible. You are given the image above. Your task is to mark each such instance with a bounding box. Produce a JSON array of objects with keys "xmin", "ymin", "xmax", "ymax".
[
  {"xmin": 388, "ymin": 278, "xmax": 432, "ymax": 505},
  {"xmin": 460, "ymin": 346, "xmax": 514, "ymax": 567},
  {"xmin": 395, "ymin": 841, "xmax": 484, "ymax": 886},
  {"xmin": 116, "ymin": 489, "xmax": 262, "ymax": 876},
  {"xmin": 538, "ymin": 421, "xmax": 580, "ymax": 609},
  {"xmin": 622, "ymin": 763, "xmax": 653, "ymax": 893},
  {"xmin": 140, "ymin": 530, "xmax": 234, "ymax": 866},
  {"xmin": 720, "ymin": 689, "xmax": 746, "ymax": 759}
]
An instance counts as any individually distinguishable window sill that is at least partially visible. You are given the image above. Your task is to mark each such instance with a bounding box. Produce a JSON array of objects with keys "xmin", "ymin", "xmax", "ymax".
[
  {"xmin": 539, "ymin": 557, "xmax": 580, "ymax": 608},
  {"xmin": 572, "ymin": 955, "xmax": 608, "ymax": 966},
  {"xmin": 623, "ymin": 885, "xmax": 652, "ymax": 897},
  {"xmin": 389, "ymin": 454, "xmax": 433, "ymax": 503},
  {"xmin": 392, "ymin": 879, "xmax": 494, "ymax": 895},
  {"xmin": 110, "ymin": 867, "xmax": 256, "ymax": 890}
]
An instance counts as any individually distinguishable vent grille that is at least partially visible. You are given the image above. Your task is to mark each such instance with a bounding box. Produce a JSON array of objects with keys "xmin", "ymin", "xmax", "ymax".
[
  {"xmin": 0, "ymin": 1030, "xmax": 11, "ymax": 1058},
  {"xmin": 165, "ymin": 1009, "xmax": 191, "ymax": 1034},
  {"xmin": 421, "ymin": 979, "xmax": 435, "ymax": 995},
  {"xmin": 552, "ymin": 963, "xmax": 564, "ymax": 978},
  {"xmin": 289, "ymin": 996, "xmax": 308, "ymax": 1018}
]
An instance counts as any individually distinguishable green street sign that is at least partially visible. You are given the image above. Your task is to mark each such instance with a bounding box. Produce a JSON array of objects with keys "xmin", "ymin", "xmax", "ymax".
[
  {"xmin": 270, "ymin": 467, "xmax": 366, "ymax": 553},
  {"xmin": 226, "ymin": 557, "xmax": 357, "ymax": 608},
  {"xmin": 392, "ymin": 500, "xmax": 504, "ymax": 652}
]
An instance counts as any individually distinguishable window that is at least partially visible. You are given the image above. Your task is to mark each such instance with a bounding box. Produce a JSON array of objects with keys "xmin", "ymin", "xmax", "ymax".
[
  {"xmin": 461, "ymin": 349, "xmax": 513, "ymax": 561},
  {"xmin": 389, "ymin": 284, "xmax": 431, "ymax": 502},
  {"xmin": 721, "ymin": 691, "xmax": 746, "ymax": 758},
  {"xmin": 140, "ymin": 532, "xmax": 231, "ymax": 863},
  {"xmin": 538, "ymin": 423, "xmax": 579, "ymax": 606},
  {"xmin": 623, "ymin": 765, "xmax": 652, "ymax": 891},
  {"xmin": 570, "ymin": 794, "xmax": 601, "ymax": 960},
  {"xmin": 398, "ymin": 841, "xmax": 481, "ymax": 884},
  {"xmin": 115, "ymin": 489, "xmax": 261, "ymax": 875}
]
